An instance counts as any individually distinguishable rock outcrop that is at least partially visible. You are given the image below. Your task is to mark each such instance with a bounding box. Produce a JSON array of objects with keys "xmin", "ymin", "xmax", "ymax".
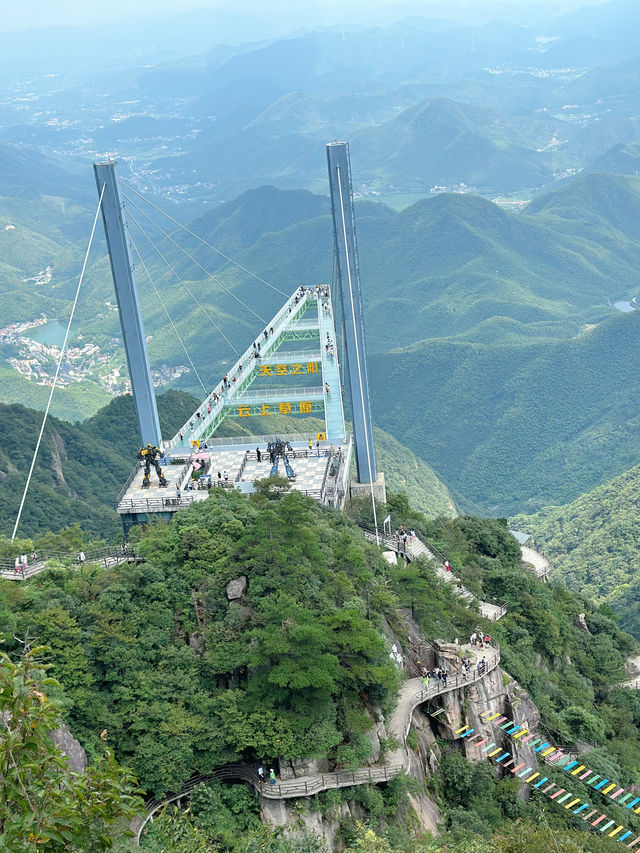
[{"xmin": 226, "ymin": 576, "xmax": 247, "ymax": 600}]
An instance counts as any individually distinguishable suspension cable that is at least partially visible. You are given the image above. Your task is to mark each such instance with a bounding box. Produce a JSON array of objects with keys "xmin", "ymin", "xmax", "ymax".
[
  {"xmin": 11, "ymin": 184, "xmax": 106, "ymax": 541},
  {"xmin": 126, "ymin": 210, "xmax": 239, "ymax": 356},
  {"xmin": 121, "ymin": 180, "xmax": 289, "ymax": 298},
  {"xmin": 121, "ymin": 192, "xmax": 268, "ymax": 325},
  {"xmin": 128, "ymin": 235, "xmax": 209, "ymax": 395},
  {"xmin": 336, "ymin": 165, "xmax": 379, "ymax": 544}
]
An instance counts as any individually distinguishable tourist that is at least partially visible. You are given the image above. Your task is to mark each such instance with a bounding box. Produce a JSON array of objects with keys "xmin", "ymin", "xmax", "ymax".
[
  {"xmin": 470, "ymin": 632, "xmax": 477, "ymax": 646},
  {"xmin": 223, "ymin": 470, "xmax": 228, "ymax": 482},
  {"xmin": 444, "ymin": 560, "xmax": 450, "ymax": 572},
  {"xmin": 325, "ymin": 382, "xmax": 331, "ymax": 394},
  {"xmin": 423, "ymin": 673, "xmax": 430, "ymax": 689},
  {"xmin": 308, "ymin": 438, "xmax": 313, "ymax": 452},
  {"xmin": 256, "ymin": 447, "xmax": 262, "ymax": 462},
  {"xmin": 78, "ymin": 551, "xmax": 85, "ymax": 565},
  {"xmin": 258, "ymin": 765, "xmax": 265, "ymax": 783},
  {"xmin": 442, "ymin": 670, "xmax": 448, "ymax": 687},
  {"xmin": 269, "ymin": 768, "xmax": 277, "ymax": 786}
]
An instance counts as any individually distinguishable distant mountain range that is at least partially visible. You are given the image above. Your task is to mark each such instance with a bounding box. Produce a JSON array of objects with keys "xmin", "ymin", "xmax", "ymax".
[{"xmin": 6, "ymin": 164, "xmax": 640, "ymax": 516}]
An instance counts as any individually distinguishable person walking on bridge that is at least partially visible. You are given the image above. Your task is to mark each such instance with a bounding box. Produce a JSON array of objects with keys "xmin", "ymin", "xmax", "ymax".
[
  {"xmin": 258, "ymin": 766, "xmax": 265, "ymax": 783},
  {"xmin": 269, "ymin": 768, "xmax": 277, "ymax": 786}
]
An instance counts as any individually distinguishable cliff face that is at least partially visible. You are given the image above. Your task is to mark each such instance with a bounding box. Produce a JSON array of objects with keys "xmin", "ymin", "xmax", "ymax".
[
  {"xmin": 429, "ymin": 642, "xmax": 541, "ymax": 773},
  {"xmin": 258, "ymin": 636, "xmax": 545, "ymax": 852}
]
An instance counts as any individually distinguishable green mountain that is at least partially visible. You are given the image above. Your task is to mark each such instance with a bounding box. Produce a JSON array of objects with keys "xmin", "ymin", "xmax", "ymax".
[
  {"xmin": 352, "ymin": 97, "xmax": 553, "ymax": 193},
  {"xmin": 8, "ymin": 173, "xmax": 640, "ymax": 517},
  {"xmin": 513, "ymin": 461, "xmax": 640, "ymax": 637},
  {"xmin": 1, "ymin": 485, "xmax": 638, "ymax": 851},
  {"xmin": 0, "ymin": 391, "xmax": 198, "ymax": 540}
]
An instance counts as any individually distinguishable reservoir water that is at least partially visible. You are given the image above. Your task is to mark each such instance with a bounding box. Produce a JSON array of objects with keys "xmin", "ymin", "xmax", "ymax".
[
  {"xmin": 613, "ymin": 301, "xmax": 636, "ymax": 313},
  {"xmin": 27, "ymin": 320, "xmax": 77, "ymax": 347}
]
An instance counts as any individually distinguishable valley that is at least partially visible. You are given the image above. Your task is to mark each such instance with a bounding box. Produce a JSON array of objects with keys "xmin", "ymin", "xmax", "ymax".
[{"xmin": 4, "ymin": 3, "xmax": 640, "ymax": 851}]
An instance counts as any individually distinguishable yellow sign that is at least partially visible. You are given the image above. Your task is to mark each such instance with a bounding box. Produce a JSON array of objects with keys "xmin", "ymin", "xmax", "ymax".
[
  {"xmin": 190, "ymin": 439, "xmax": 200, "ymax": 448},
  {"xmin": 316, "ymin": 432, "xmax": 326, "ymax": 441},
  {"xmin": 236, "ymin": 401, "xmax": 313, "ymax": 417},
  {"xmin": 259, "ymin": 362, "xmax": 319, "ymax": 377}
]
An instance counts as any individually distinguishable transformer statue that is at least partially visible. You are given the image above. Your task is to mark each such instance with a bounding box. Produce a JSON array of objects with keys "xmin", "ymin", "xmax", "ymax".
[
  {"xmin": 267, "ymin": 438, "xmax": 296, "ymax": 479},
  {"xmin": 138, "ymin": 444, "xmax": 168, "ymax": 488}
]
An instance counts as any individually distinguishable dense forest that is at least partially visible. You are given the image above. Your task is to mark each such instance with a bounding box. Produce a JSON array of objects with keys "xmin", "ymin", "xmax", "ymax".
[
  {"xmin": 2, "ymin": 486, "xmax": 640, "ymax": 851},
  {"xmin": 514, "ymin": 460, "xmax": 640, "ymax": 638}
]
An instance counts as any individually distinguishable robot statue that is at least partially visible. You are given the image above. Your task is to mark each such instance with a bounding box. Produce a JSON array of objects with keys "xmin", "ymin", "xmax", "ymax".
[
  {"xmin": 266, "ymin": 438, "xmax": 296, "ymax": 479},
  {"xmin": 138, "ymin": 444, "xmax": 168, "ymax": 488}
]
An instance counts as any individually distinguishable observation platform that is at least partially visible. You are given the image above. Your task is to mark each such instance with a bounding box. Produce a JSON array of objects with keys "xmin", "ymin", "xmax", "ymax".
[{"xmin": 117, "ymin": 286, "xmax": 352, "ymax": 532}]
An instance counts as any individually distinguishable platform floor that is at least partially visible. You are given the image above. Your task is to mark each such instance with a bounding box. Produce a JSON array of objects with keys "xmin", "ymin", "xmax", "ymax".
[
  {"xmin": 125, "ymin": 460, "xmax": 193, "ymax": 502},
  {"xmin": 241, "ymin": 452, "xmax": 329, "ymax": 493}
]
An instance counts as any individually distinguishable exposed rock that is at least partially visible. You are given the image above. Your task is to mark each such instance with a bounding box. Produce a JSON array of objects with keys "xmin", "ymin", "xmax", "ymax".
[
  {"xmin": 407, "ymin": 792, "xmax": 440, "ymax": 836},
  {"xmin": 575, "ymin": 613, "xmax": 592, "ymax": 634},
  {"xmin": 278, "ymin": 757, "xmax": 329, "ymax": 781},
  {"xmin": 382, "ymin": 551, "xmax": 397, "ymax": 565},
  {"xmin": 410, "ymin": 707, "xmax": 441, "ymax": 776},
  {"xmin": 49, "ymin": 723, "xmax": 88, "ymax": 772},
  {"xmin": 226, "ymin": 576, "xmax": 247, "ymax": 600},
  {"xmin": 260, "ymin": 795, "xmax": 365, "ymax": 851},
  {"xmin": 188, "ymin": 631, "xmax": 205, "ymax": 654},
  {"xmin": 50, "ymin": 431, "xmax": 68, "ymax": 488}
]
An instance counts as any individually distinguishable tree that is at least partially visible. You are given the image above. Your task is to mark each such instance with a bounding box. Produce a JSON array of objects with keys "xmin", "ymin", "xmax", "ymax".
[{"xmin": 0, "ymin": 646, "xmax": 143, "ymax": 852}]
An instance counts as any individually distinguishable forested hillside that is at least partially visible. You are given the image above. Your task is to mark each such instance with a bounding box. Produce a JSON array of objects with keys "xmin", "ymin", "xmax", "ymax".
[
  {"xmin": 7, "ymin": 172, "xmax": 640, "ymax": 517},
  {"xmin": 2, "ymin": 488, "xmax": 638, "ymax": 851},
  {"xmin": 514, "ymin": 462, "xmax": 640, "ymax": 637}
]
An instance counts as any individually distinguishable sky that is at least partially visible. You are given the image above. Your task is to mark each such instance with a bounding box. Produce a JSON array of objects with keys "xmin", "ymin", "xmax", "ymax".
[{"xmin": 0, "ymin": 0, "xmax": 610, "ymax": 33}]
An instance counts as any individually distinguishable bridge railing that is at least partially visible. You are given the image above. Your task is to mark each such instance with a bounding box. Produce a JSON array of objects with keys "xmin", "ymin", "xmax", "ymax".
[
  {"xmin": 356, "ymin": 522, "xmax": 508, "ymax": 620},
  {"xmin": 402, "ymin": 643, "xmax": 501, "ymax": 745}
]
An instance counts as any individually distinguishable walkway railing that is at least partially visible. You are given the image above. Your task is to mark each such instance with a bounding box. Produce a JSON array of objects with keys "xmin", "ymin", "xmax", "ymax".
[
  {"xmin": 356, "ymin": 523, "xmax": 507, "ymax": 621},
  {"xmin": 135, "ymin": 639, "xmax": 501, "ymax": 843},
  {"xmin": 1, "ymin": 548, "xmax": 140, "ymax": 581}
]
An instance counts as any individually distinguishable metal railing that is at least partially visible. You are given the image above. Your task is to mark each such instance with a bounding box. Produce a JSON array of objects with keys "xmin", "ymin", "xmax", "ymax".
[
  {"xmin": 181, "ymin": 432, "xmax": 324, "ymax": 450},
  {"xmin": 1, "ymin": 548, "xmax": 140, "ymax": 580},
  {"xmin": 135, "ymin": 635, "xmax": 500, "ymax": 844},
  {"xmin": 356, "ymin": 522, "xmax": 508, "ymax": 620},
  {"xmin": 233, "ymin": 385, "xmax": 323, "ymax": 401},
  {"xmin": 168, "ymin": 290, "xmax": 319, "ymax": 447},
  {"xmin": 402, "ymin": 645, "xmax": 501, "ymax": 744},
  {"xmin": 116, "ymin": 461, "xmax": 142, "ymax": 506},
  {"xmin": 116, "ymin": 494, "xmax": 208, "ymax": 515}
]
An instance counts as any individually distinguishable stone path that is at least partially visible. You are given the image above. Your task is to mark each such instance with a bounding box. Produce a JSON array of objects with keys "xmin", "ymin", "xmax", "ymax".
[
  {"xmin": 135, "ymin": 642, "xmax": 500, "ymax": 842},
  {"xmin": 521, "ymin": 546, "xmax": 551, "ymax": 581},
  {"xmin": 621, "ymin": 654, "xmax": 640, "ymax": 689},
  {"xmin": 362, "ymin": 528, "xmax": 507, "ymax": 622}
]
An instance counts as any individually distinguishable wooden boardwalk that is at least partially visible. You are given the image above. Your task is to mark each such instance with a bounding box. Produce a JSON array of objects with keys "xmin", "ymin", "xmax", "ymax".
[{"xmin": 135, "ymin": 643, "xmax": 500, "ymax": 842}]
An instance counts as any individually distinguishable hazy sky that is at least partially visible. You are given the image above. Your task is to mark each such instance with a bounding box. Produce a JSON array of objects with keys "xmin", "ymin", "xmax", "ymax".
[{"xmin": 1, "ymin": 0, "xmax": 610, "ymax": 33}]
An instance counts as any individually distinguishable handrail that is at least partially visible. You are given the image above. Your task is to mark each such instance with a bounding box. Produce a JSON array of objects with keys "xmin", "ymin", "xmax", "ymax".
[
  {"xmin": 235, "ymin": 451, "xmax": 249, "ymax": 482},
  {"xmin": 233, "ymin": 385, "xmax": 323, "ymax": 401},
  {"xmin": 135, "ymin": 639, "xmax": 501, "ymax": 844},
  {"xmin": 116, "ymin": 461, "xmax": 142, "ymax": 506},
  {"xmin": 356, "ymin": 523, "xmax": 508, "ymax": 618},
  {"xmin": 168, "ymin": 289, "xmax": 320, "ymax": 447},
  {"xmin": 0, "ymin": 548, "xmax": 140, "ymax": 580}
]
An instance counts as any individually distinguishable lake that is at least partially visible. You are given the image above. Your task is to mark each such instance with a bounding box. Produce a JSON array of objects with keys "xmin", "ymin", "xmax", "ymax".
[
  {"xmin": 613, "ymin": 301, "xmax": 636, "ymax": 313},
  {"xmin": 27, "ymin": 320, "xmax": 77, "ymax": 347}
]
